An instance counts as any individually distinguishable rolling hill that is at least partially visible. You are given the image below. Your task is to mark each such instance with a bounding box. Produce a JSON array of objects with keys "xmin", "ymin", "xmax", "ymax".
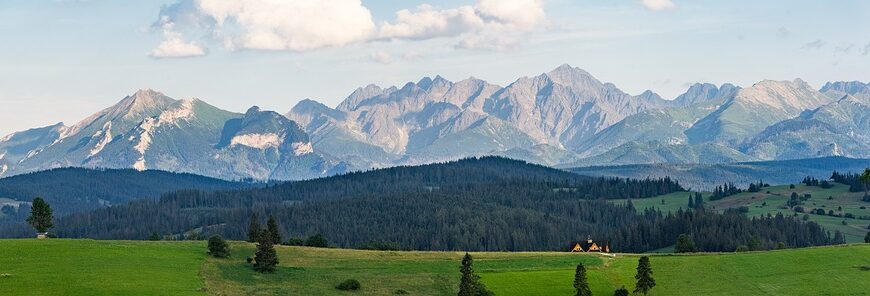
[
  {"xmin": 0, "ymin": 167, "xmax": 257, "ymax": 231},
  {"xmin": 569, "ymin": 156, "xmax": 870, "ymax": 191}
]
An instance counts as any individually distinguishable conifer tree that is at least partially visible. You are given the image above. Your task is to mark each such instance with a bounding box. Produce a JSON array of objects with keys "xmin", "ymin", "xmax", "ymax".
[
  {"xmin": 253, "ymin": 229, "xmax": 278, "ymax": 273},
  {"xmin": 266, "ymin": 215, "xmax": 282, "ymax": 244},
  {"xmin": 458, "ymin": 253, "xmax": 491, "ymax": 296},
  {"xmin": 864, "ymin": 231, "xmax": 870, "ymax": 244},
  {"xmin": 247, "ymin": 213, "xmax": 260, "ymax": 243},
  {"xmin": 634, "ymin": 256, "xmax": 656, "ymax": 295},
  {"xmin": 26, "ymin": 197, "xmax": 53, "ymax": 234},
  {"xmin": 458, "ymin": 253, "xmax": 477, "ymax": 296},
  {"xmin": 573, "ymin": 262, "xmax": 592, "ymax": 296}
]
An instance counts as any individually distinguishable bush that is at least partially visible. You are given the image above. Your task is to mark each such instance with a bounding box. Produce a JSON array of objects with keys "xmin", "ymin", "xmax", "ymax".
[
  {"xmin": 283, "ymin": 237, "xmax": 305, "ymax": 246},
  {"xmin": 336, "ymin": 279, "xmax": 361, "ymax": 291},
  {"xmin": 613, "ymin": 286, "xmax": 629, "ymax": 296},
  {"xmin": 306, "ymin": 234, "xmax": 328, "ymax": 248},
  {"xmin": 394, "ymin": 289, "xmax": 409, "ymax": 295},
  {"xmin": 207, "ymin": 235, "xmax": 230, "ymax": 258},
  {"xmin": 735, "ymin": 245, "xmax": 749, "ymax": 252}
]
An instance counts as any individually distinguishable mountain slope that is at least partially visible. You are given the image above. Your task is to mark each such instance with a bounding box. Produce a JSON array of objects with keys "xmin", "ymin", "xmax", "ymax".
[
  {"xmin": 686, "ymin": 79, "xmax": 834, "ymax": 145},
  {"xmin": 1, "ymin": 90, "xmax": 349, "ymax": 180},
  {"xmin": 741, "ymin": 95, "xmax": 870, "ymax": 159}
]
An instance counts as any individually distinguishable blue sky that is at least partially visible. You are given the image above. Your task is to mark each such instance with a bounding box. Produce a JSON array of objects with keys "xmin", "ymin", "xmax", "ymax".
[{"xmin": 1, "ymin": 0, "xmax": 869, "ymax": 135}]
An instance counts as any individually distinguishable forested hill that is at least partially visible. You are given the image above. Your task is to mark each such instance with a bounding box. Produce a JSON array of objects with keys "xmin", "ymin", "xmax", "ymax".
[
  {"xmin": 0, "ymin": 167, "xmax": 258, "ymax": 221},
  {"xmin": 35, "ymin": 157, "xmax": 832, "ymax": 252}
]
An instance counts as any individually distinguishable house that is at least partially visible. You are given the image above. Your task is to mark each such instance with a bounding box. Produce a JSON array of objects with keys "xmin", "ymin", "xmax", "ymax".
[{"xmin": 570, "ymin": 236, "xmax": 610, "ymax": 253}]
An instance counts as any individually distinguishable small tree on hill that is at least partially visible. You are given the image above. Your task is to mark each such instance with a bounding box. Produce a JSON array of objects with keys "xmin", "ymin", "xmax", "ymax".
[
  {"xmin": 860, "ymin": 168, "xmax": 870, "ymax": 198},
  {"xmin": 247, "ymin": 213, "xmax": 260, "ymax": 243},
  {"xmin": 253, "ymin": 229, "xmax": 278, "ymax": 273},
  {"xmin": 26, "ymin": 197, "xmax": 53, "ymax": 234},
  {"xmin": 863, "ymin": 231, "xmax": 869, "ymax": 243},
  {"xmin": 148, "ymin": 232, "xmax": 161, "ymax": 241},
  {"xmin": 674, "ymin": 234, "xmax": 697, "ymax": 253},
  {"xmin": 266, "ymin": 215, "xmax": 282, "ymax": 245},
  {"xmin": 573, "ymin": 263, "xmax": 592, "ymax": 296},
  {"xmin": 634, "ymin": 256, "xmax": 656, "ymax": 295},
  {"xmin": 613, "ymin": 286, "xmax": 629, "ymax": 296},
  {"xmin": 458, "ymin": 253, "xmax": 492, "ymax": 296},
  {"xmin": 207, "ymin": 235, "xmax": 230, "ymax": 258}
]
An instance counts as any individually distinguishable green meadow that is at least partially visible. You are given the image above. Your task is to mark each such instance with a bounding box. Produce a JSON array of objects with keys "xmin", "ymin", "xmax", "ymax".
[
  {"xmin": 615, "ymin": 183, "xmax": 870, "ymax": 242},
  {"xmin": 1, "ymin": 239, "xmax": 869, "ymax": 295}
]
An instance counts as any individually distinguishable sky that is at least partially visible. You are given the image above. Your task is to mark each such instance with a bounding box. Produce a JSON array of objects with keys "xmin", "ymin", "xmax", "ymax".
[{"xmin": 1, "ymin": 0, "xmax": 869, "ymax": 136}]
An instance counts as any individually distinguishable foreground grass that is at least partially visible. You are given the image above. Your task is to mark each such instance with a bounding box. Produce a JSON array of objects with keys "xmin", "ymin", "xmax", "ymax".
[
  {"xmin": 203, "ymin": 243, "xmax": 870, "ymax": 296},
  {"xmin": 0, "ymin": 239, "xmax": 207, "ymax": 296},
  {"xmin": 2, "ymin": 240, "xmax": 868, "ymax": 295}
]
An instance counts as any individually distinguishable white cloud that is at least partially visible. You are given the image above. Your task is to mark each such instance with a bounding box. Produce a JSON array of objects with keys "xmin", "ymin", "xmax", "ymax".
[
  {"xmin": 801, "ymin": 39, "xmax": 825, "ymax": 50},
  {"xmin": 370, "ymin": 51, "xmax": 392, "ymax": 64},
  {"xmin": 149, "ymin": 36, "xmax": 207, "ymax": 58},
  {"xmin": 861, "ymin": 42, "xmax": 870, "ymax": 56},
  {"xmin": 641, "ymin": 0, "xmax": 676, "ymax": 11},
  {"xmin": 152, "ymin": 0, "xmax": 376, "ymax": 54},
  {"xmin": 378, "ymin": 0, "xmax": 547, "ymax": 49},
  {"xmin": 150, "ymin": 0, "xmax": 548, "ymax": 56}
]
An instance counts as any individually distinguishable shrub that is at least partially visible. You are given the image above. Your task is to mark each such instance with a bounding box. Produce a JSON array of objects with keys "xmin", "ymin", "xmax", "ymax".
[
  {"xmin": 306, "ymin": 234, "xmax": 328, "ymax": 248},
  {"xmin": 336, "ymin": 279, "xmax": 361, "ymax": 291},
  {"xmin": 394, "ymin": 289, "xmax": 409, "ymax": 295},
  {"xmin": 207, "ymin": 235, "xmax": 230, "ymax": 258},
  {"xmin": 283, "ymin": 237, "xmax": 305, "ymax": 246},
  {"xmin": 613, "ymin": 286, "xmax": 629, "ymax": 296}
]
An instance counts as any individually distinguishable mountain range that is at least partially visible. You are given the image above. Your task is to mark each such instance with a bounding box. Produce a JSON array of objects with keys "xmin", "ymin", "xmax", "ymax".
[{"xmin": 1, "ymin": 65, "xmax": 868, "ymax": 180}]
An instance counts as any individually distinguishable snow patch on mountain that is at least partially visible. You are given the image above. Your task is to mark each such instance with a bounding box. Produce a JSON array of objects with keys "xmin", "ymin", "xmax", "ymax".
[
  {"xmin": 231, "ymin": 133, "xmax": 281, "ymax": 149},
  {"xmin": 88, "ymin": 122, "xmax": 113, "ymax": 157},
  {"xmin": 0, "ymin": 152, "xmax": 5, "ymax": 160},
  {"xmin": 291, "ymin": 142, "xmax": 313, "ymax": 156},
  {"xmin": 158, "ymin": 99, "xmax": 195, "ymax": 124},
  {"xmin": 0, "ymin": 164, "xmax": 6, "ymax": 175}
]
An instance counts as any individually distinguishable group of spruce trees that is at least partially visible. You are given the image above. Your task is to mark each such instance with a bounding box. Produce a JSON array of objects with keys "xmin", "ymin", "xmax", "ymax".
[{"xmin": 458, "ymin": 253, "xmax": 656, "ymax": 296}]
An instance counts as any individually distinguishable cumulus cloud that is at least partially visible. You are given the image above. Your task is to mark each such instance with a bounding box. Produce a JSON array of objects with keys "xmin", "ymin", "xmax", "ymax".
[
  {"xmin": 151, "ymin": 0, "xmax": 376, "ymax": 56},
  {"xmin": 149, "ymin": 0, "xmax": 548, "ymax": 56},
  {"xmin": 378, "ymin": 0, "xmax": 546, "ymax": 49},
  {"xmin": 641, "ymin": 0, "xmax": 675, "ymax": 11},
  {"xmin": 149, "ymin": 36, "xmax": 207, "ymax": 58}
]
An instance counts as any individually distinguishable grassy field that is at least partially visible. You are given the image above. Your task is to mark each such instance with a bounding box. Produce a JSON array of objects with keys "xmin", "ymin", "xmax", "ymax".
[
  {"xmin": 0, "ymin": 239, "xmax": 207, "ymax": 295},
  {"xmin": 615, "ymin": 183, "xmax": 870, "ymax": 242},
  {"xmin": 2, "ymin": 239, "xmax": 869, "ymax": 295}
]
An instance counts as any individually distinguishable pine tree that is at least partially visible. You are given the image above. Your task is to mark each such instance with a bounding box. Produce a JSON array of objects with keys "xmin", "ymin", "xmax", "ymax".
[
  {"xmin": 207, "ymin": 235, "xmax": 230, "ymax": 258},
  {"xmin": 247, "ymin": 213, "xmax": 260, "ymax": 243},
  {"xmin": 26, "ymin": 197, "xmax": 54, "ymax": 234},
  {"xmin": 687, "ymin": 196, "xmax": 694, "ymax": 209},
  {"xmin": 864, "ymin": 231, "xmax": 870, "ymax": 243},
  {"xmin": 458, "ymin": 253, "xmax": 491, "ymax": 296},
  {"xmin": 634, "ymin": 256, "xmax": 656, "ymax": 295},
  {"xmin": 573, "ymin": 263, "xmax": 592, "ymax": 296},
  {"xmin": 266, "ymin": 215, "xmax": 282, "ymax": 244},
  {"xmin": 674, "ymin": 234, "xmax": 696, "ymax": 253},
  {"xmin": 458, "ymin": 253, "xmax": 478, "ymax": 296},
  {"xmin": 860, "ymin": 168, "xmax": 870, "ymax": 198},
  {"xmin": 253, "ymin": 229, "xmax": 278, "ymax": 273}
]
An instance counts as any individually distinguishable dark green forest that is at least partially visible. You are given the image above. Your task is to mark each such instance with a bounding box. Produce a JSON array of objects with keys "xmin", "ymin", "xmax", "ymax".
[
  {"xmin": 4, "ymin": 157, "xmax": 833, "ymax": 252},
  {"xmin": 0, "ymin": 167, "xmax": 257, "ymax": 223}
]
